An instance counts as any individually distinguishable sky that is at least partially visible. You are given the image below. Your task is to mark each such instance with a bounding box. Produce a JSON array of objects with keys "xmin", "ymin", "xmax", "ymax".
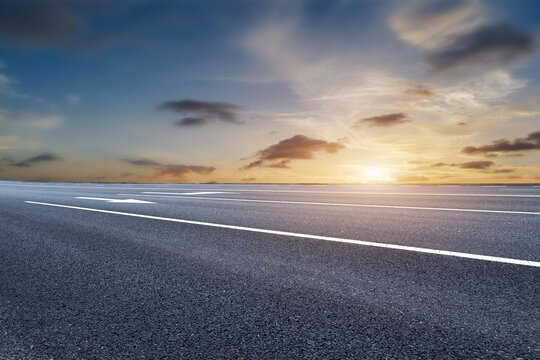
[{"xmin": 0, "ymin": 0, "xmax": 539, "ymax": 184}]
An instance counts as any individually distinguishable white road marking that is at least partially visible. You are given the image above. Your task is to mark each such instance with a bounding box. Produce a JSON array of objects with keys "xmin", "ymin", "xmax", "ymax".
[
  {"xmin": 141, "ymin": 190, "xmax": 540, "ymax": 198},
  {"xmin": 75, "ymin": 197, "xmax": 155, "ymax": 204},
  {"xmin": 176, "ymin": 192, "xmax": 229, "ymax": 195},
  {"xmin": 118, "ymin": 194, "xmax": 540, "ymax": 215},
  {"xmin": 1, "ymin": 183, "xmax": 540, "ymax": 197},
  {"xmin": 24, "ymin": 201, "xmax": 540, "ymax": 268},
  {"xmin": 481, "ymin": 185, "xmax": 506, "ymax": 187},
  {"xmin": 499, "ymin": 188, "xmax": 540, "ymax": 191}
]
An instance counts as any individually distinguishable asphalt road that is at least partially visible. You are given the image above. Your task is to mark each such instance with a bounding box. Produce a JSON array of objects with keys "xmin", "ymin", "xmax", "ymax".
[{"xmin": 0, "ymin": 181, "xmax": 539, "ymax": 359}]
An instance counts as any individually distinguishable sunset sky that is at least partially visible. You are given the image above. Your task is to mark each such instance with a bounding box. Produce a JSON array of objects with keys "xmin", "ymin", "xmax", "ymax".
[{"xmin": 0, "ymin": 0, "xmax": 539, "ymax": 183}]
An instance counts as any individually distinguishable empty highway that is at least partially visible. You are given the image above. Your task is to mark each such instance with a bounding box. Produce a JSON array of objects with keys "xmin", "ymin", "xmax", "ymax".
[{"xmin": 0, "ymin": 181, "xmax": 539, "ymax": 359}]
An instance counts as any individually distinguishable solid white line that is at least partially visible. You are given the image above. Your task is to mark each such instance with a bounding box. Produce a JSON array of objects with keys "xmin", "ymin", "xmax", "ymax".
[
  {"xmin": 118, "ymin": 194, "xmax": 540, "ymax": 215},
  {"xmin": 75, "ymin": 197, "xmax": 155, "ymax": 204},
  {"xmin": 24, "ymin": 201, "xmax": 540, "ymax": 268},
  {"xmin": 499, "ymin": 188, "xmax": 540, "ymax": 191},
  {"xmin": 177, "ymin": 192, "xmax": 229, "ymax": 195},
  {"xmin": 1, "ymin": 183, "xmax": 540, "ymax": 197},
  {"xmin": 141, "ymin": 190, "xmax": 540, "ymax": 198}
]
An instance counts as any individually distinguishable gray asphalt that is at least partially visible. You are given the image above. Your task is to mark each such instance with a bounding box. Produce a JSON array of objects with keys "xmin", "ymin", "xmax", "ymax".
[{"xmin": 0, "ymin": 181, "xmax": 539, "ymax": 359}]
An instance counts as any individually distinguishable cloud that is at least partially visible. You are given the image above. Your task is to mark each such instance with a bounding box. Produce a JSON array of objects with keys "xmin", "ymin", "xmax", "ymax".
[
  {"xmin": 428, "ymin": 122, "xmax": 475, "ymax": 137},
  {"xmin": 13, "ymin": 153, "xmax": 62, "ymax": 167},
  {"xmin": 175, "ymin": 117, "xmax": 208, "ymax": 127},
  {"xmin": 390, "ymin": 0, "xmax": 483, "ymax": 49},
  {"xmin": 121, "ymin": 158, "xmax": 161, "ymax": 166},
  {"xmin": 158, "ymin": 99, "xmax": 244, "ymax": 127},
  {"xmin": 66, "ymin": 94, "xmax": 80, "ymax": 104},
  {"xmin": 19, "ymin": 114, "xmax": 64, "ymax": 130},
  {"xmin": 401, "ymin": 84, "xmax": 433, "ymax": 97},
  {"xmin": 121, "ymin": 157, "xmax": 215, "ymax": 179},
  {"xmin": 155, "ymin": 165, "xmax": 215, "ymax": 177},
  {"xmin": 426, "ymin": 23, "xmax": 534, "ymax": 71},
  {"xmin": 492, "ymin": 169, "xmax": 515, "ymax": 173},
  {"xmin": 430, "ymin": 160, "xmax": 495, "ymax": 169},
  {"xmin": 0, "ymin": 136, "xmax": 17, "ymax": 150},
  {"xmin": 462, "ymin": 130, "xmax": 540, "ymax": 154},
  {"xmin": 357, "ymin": 113, "xmax": 411, "ymax": 127},
  {"xmin": 242, "ymin": 135, "xmax": 345, "ymax": 169},
  {"xmin": 0, "ymin": 2, "xmax": 83, "ymax": 46},
  {"xmin": 0, "ymin": 62, "xmax": 47, "ymax": 103},
  {"xmin": 0, "ymin": 2, "xmax": 134, "ymax": 51},
  {"xmin": 0, "ymin": 73, "xmax": 13, "ymax": 87},
  {"xmin": 459, "ymin": 160, "xmax": 494, "ymax": 169}
]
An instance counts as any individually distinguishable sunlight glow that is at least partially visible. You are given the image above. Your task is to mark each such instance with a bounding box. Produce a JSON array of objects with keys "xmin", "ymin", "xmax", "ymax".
[{"xmin": 362, "ymin": 166, "xmax": 392, "ymax": 182}]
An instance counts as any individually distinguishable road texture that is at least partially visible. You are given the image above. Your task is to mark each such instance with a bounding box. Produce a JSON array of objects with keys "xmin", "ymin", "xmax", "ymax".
[{"xmin": 0, "ymin": 181, "xmax": 539, "ymax": 359}]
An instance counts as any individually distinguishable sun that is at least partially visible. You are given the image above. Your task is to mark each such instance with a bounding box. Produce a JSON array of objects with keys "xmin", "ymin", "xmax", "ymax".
[
  {"xmin": 367, "ymin": 167, "xmax": 384, "ymax": 178},
  {"xmin": 363, "ymin": 166, "xmax": 391, "ymax": 182}
]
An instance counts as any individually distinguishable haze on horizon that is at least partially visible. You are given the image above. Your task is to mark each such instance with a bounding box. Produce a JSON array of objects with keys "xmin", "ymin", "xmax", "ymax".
[{"xmin": 0, "ymin": 0, "xmax": 539, "ymax": 184}]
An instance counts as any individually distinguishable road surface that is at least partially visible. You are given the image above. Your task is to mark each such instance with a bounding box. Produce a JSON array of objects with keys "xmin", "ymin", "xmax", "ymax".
[{"xmin": 0, "ymin": 181, "xmax": 539, "ymax": 358}]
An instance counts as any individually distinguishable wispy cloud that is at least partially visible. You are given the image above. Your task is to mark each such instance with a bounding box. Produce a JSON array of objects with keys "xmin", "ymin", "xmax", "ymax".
[
  {"xmin": 121, "ymin": 157, "xmax": 215, "ymax": 179},
  {"xmin": 66, "ymin": 94, "xmax": 80, "ymax": 104},
  {"xmin": 121, "ymin": 158, "xmax": 161, "ymax": 167},
  {"xmin": 431, "ymin": 160, "xmax": 495, "ymax": 169},
  {"xmin": 390, "ymin": 0, "xmax": 484, "ymax": 49},
  {"xmin": 13, "ymin": 153, "xmax": 62, "ymax": 167},
  {"xmin": 19, "ymin": 113, "xmax": 65, "ymax": 130},
  {"xmin": 0, "ymin": 66, "xmax": 45, "ymax": 103},
  {"xmin": 401, "ymin": 84, "xmax": 434, "ymax": 97},
  {"xmin": 155, "ymin": 164, "xmax": 215, "ymax": 177}
]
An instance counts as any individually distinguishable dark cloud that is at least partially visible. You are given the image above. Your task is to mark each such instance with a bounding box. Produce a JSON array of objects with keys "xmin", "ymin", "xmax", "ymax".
[
  {"xmin": 242, "ymin": 135, "xmax": 345, "ymax": 169},
  {"xmin": 430, "ymin": 161, "xmax": 495, "ymax": 169},
  {"xmin": 158, "ymin": 99, "xmax": 244, "ymax": 127},
  {"xmin": 121, "ymin": 157, "xmax": 215, "ymax": 179},
  {"xmin": 426, "ymin": 23, "xmax": 534, "ymax": 71},
  {"xmin": 0, "ymin": 1, "xmax": 134, "ymax": 51},
  {"xmin": 462, "ymin": 130, "xmax": 540, "ymax": 155},
  {"xmin": 431, "ymin": 162, "xmax": 455, "ymax": 167},
  {"xmin": 0, "ymin": 2, "xmax": 83, "ymax": 46},
  {"xmin": 121, "ymin": 158, "xmax": 161, "ymax": 166},
  {"xmin": 492, "ymin": 169, "xmax": 515, "ymax": 173},
  {"xmin": 459, "ymin": 161, "xmax": 494, "ymax": 169},
  {"xmin": 175, "ymin": 117, "xmax": 208, "ymax": 127},
  {"xmin": 13, "ymin": 153, "xmax": 62, "ymax": 167},
  {"xmin": 357, "ymin": 113, "xmax": 410, "ymax": 127}
]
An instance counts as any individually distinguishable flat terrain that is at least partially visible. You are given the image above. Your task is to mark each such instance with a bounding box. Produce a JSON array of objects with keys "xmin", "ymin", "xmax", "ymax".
[{"xmin": 0, "ymin": 181, "xmax": 539, "ymax": 359}]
